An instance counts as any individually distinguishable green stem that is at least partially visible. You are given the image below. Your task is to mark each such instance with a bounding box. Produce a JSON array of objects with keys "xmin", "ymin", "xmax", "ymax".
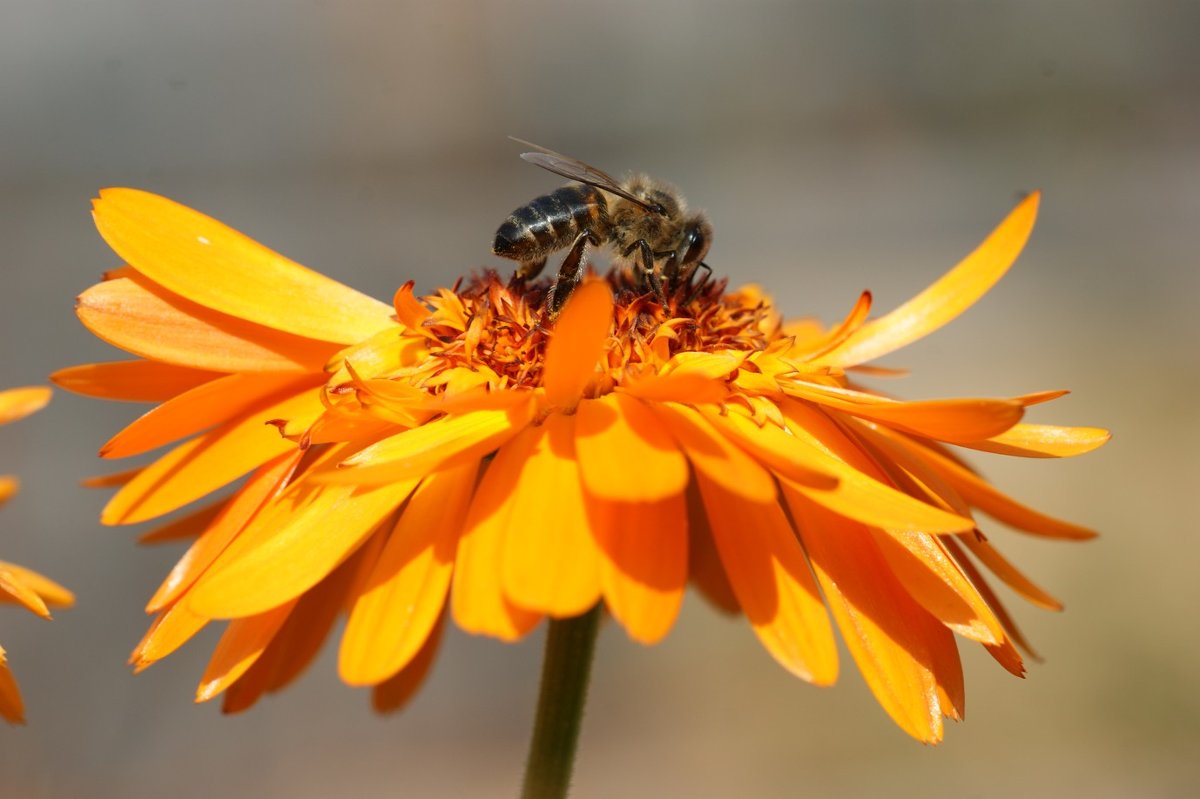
[{"xmin": 520, "ymin": 604, "xmax": 602, "ymax": 799}]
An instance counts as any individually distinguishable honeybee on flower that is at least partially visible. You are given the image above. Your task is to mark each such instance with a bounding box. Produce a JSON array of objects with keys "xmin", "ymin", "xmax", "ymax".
[{"xmin": 53, "ymin": 182, "xmax": 1106, "ymax": 744}]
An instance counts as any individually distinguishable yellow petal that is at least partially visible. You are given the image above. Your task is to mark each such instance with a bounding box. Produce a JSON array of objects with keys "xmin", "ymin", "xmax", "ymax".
[
  {"xmin": 452, "ymin": 435, "xmax": 544, "ymax": 641},
  {"xmin": 195, "ymin": 603, "xmax": 296, "ymax": 703},
  {"xmin": 652, "ymin": 402, "xmax": 777, "ymax": 505},
  {"xmin": 51, "ymin": 361, "xmax": 223, "ymax": 403},
  {"xmin": 77, "ymin": 276, "xmax": 340, "ymax": 373},
  {"xmin": 340, "ymin": 462, "xmax": 476, "ymax": 685},
  {"xmin": 575, "ymin": 393, "xmax": 688, "ymax": 502},
  {"xmin": 102, "ymin": 390, "xmax": 320, "ymax": 525},
  {"xmin": 588, "ymin": 492, "xmax": 687, "ymax": 645},
  {"xmin": 820, "ymin": 192, "xmax": 1040, "ymax": 367},
  {"xmin": 187, "ymin": 478, "xmax": 419, "ymax": 619},
  {"xmin": 102, "ymin": 373, "xmax": 320, "ymax": 459},
  {"xmin": 145, "ymin": 451, "xmax": 302, "ymax": 613},
  {"xmin": 333, "ymin": 399, "xmax": 534, "ymax": 484},
  {"xmin": 542, "ymin": 278, "xmax": 613, "ymax": 410},
  {"xmin": 372, "ymin": 611, "xmax": 446, "ymax": 715},
  {"xmin": 787, "ymin": 290, "xmax": 873, "ymax": 360},
  {"xmin": 694, "ymin": 472, "xmax": 838, "ymax": 684},
  {"xmin": 0, "ymin": 387, "xmax": 51, "ymax": 425},
  {"xmin": 784, "ymin": 488, "xmax": 956, "ymax": 743},
  {"xmin": 777, "ymin": 400, "xmax": 976, "ymax": 533},
  {"xmin": 958, "ymin": 423, "xmax": 1111, "ymax": 458},
  {"xmin": 502, "ymin": 415, "xmax": 602, "ymax": 617},
  {"xmin": 93, "ymin": 188, "xmax": 395, "ymax": 344}
]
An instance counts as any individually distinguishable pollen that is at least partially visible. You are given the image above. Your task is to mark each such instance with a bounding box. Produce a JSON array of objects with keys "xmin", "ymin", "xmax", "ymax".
[{"xmin": 381, "ymin": 270, "xmax": 776, "ymax": 397}]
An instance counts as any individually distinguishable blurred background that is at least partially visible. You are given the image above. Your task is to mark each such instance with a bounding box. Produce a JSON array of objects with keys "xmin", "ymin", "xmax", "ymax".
[{"xmin": 1, "ymin": 0, "xmax": 1196, "ymax": 796}]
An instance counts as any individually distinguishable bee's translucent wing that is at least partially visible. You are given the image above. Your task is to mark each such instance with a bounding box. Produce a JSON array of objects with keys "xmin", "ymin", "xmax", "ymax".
[{"xmin": 510, "ymin": 137, "xmax": 660, "ymax": 212}]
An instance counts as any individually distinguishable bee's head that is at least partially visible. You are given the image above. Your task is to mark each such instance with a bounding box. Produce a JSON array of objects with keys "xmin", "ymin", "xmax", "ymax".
[{"xmin": 679, "ymin": 215, "xmax": 713, "ymax": 266}]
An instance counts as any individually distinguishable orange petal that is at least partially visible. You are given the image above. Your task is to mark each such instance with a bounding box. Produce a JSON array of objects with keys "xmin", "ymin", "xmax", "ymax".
[
  {"xmin": 0, "ymin": 652, "xmax": 25, "ymax": 724},
  {"xmin": 0, "ymin": 563, "xmax": 73, "ymax": 608},
  {"xmin": 334, "ymin": 399, "xmax": 534, "ymax": 484},
  {"xmin": 187, "ymin": 478, "xmax": 419, "ymax": 619},
  {"xmin": 102, "ymin": 389, "xmax": 320, "ymax": 525},
  {"xmin": 694, "ymin": 472, "xmax": 838, "ymax": 684},
  {"xmin": 916, "ymin": 441, "xmax": 1098, "ymax": 540},
  {"xmin": 685, "ymin": 479, "xmax": 740, "ymax": 614},
  {"xmin": 452, "ymin": 436, "xmax": 544, "ymax": 641},
  {"xmin": 195, "ymin": 603, "xmax": 296, "ymax": 703},
  {"xmin": 784, "ymin": 487, "xmax": 956, "ymax": 742},
  {"xmin": 77, "ymin": 276, "xmax": 340, "ymax": 373},
  {"xmin": 102, "ymin": 373, "xmax": 320, "ymax": 459},
  {"xmin": 340, "ymin": 462, "xmax": 476, "ymax": 685},
  {"xmin": 542, "ymin": 278, "xmax": 613, "ymax": 410},
  {"xmin": 950, "ymin": 533, "xmax": 1062, "ymax": 611},
  {"xmin": 372, "ymin": 611, "xmax": 446, "ymax": 715},
  {"xmin": 138, "ymin": 499, "xmax": 228, "ymax": 545},
  {"xmin": 575, "ymin": 393, "xmax": 688, "ymax": 503},
  {"xmin": 870, "ymin": 531, "xmax": 1004, "ymax": 644},
  {"xmin": 781, "ymin": 381, "xmax": 1024, "ymax": 444},
  {"xmin": 51, "ymin": 361, "xmax": 223, "ymax": 403},
  {"xmin": 696, "ymin": 407, "xmax": 837, "ymax": 490},
  {"xmin": 145, "ymin": 451, "xmax": 302, "ymax": 613},
  {"xmin": 0, "ymin": 569, "xmax": 50, "ymax": 619},
  {"xmin": 587, "ymin": 492, "xmax": 687, "ymax": 645},
  {"xmin": 92, "ymin": 188, "xmax": 395, "ymax": 344},
  {"xmin": 81, "ymin": 466, "xmax": 143, "ymax": 488},
  {"xmin": 820, "ymin": 192, "xmax": 1040, "ymax": 367},
  {"xmin": 0, "ymin": 476, "xmax": 16, "ymax": 506},
  {"xmin": 787, "ymin": 290, "xmax": 873, "ymax": 360},
  {"xmin": 776, "ymin": 401, "xmax": 976, "ymax": 533},
  {"xmin": 131, "ymin": 602, "xmax": 210, "ymax": 670},
  {"xmin": 0, "ymin": 387, "xmax": 51, "ymax": 425},
  {"xmin": 652, "ymin": 402, "xmax": 777, "ymax": 505},
  {"xmin": 501, "ymin": 415, "xmax": 602, "ymax": 617},
  {"xmin": 221, "ymin": 541, "xmax": 372, "ymax": 713},
  {"xmin": 958, "ymin": 423, "xmax": 1111, "ymax": 458},
  {"xmin": 944, "ymin": 538, "xmax": 1041, "ymax": 661}
]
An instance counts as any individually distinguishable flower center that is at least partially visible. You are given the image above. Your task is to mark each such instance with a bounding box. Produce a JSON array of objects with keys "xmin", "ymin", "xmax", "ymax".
[{"xmin": 406, "ymin": 269, "xmax": 777, "ymax": 392}]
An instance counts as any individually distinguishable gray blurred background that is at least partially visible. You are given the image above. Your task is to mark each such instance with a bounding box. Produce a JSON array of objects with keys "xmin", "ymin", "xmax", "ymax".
[{"xmin": 1, "ymin": 1, "xmax": 1196, "ymax": 796}]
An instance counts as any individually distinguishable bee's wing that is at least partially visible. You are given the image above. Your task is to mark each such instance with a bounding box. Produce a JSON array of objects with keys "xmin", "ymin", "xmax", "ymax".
[{"xmin": 510, "ymin": 137, "xmax": 659, "ymax": 212}]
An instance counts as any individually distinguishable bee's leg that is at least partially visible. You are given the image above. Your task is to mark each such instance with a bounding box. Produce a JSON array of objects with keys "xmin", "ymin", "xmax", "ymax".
[
  {"xmin": 622, "ymin": 240, "xmax": 667, "ymax": 304},
  {"xmin": 512, "ymin": 256, "xmax": 548, "ymax": 284},
  {"xmin": 546, "ymin": 231, "xmax": 593, "ymax": 317},
  {"xmin": 682, "ymin": 261, "xmax": 713, "ymax": 305}
]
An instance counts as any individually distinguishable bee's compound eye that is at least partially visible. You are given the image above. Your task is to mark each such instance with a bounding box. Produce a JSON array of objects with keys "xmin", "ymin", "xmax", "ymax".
[{"xmin": 682, "ymin": 226, "xmax": 708, "ymax": 264}]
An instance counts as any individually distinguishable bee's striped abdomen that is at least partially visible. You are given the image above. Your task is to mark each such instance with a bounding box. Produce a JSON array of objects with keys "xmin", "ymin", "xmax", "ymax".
[{"xmin": 493, "ymin": 185, "xmax": 607, "ymax": 260}]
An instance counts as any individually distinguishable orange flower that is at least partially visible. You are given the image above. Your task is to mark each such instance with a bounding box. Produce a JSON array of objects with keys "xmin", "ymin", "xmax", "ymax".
[
  {"xmin": 56, "ymin": 188, "xmax": 1107, "ymax": 741},
  {"xmin": 0, "ymin": 387, "xmax": 75, "ymax": 724}
]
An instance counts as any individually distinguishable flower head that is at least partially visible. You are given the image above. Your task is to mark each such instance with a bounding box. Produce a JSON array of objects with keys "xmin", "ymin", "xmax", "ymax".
[
  {"xmin": 56, "ymin": 188, "xmax": 1107, "ymax": 741},
  {"xmin": 0, "ymin": 386, "xmax": 74, "ymax": 724}
]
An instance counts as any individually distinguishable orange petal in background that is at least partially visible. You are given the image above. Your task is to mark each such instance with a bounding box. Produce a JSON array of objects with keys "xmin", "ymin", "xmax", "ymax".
[{"xmin": 51, "ymin": 361, "xmax": 223, "ymax": 403}]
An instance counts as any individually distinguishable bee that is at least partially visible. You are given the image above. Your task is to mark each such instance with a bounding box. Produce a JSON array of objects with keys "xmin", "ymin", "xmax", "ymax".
[{"xmin": 493, "ymin": 138, "xmax": 713, "ymax": 315}]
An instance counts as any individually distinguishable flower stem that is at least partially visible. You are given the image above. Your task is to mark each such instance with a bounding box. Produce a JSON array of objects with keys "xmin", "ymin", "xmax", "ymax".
[{"xmin": 520, "ymin": 604, "xmax": 602, "ymax": 799}]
